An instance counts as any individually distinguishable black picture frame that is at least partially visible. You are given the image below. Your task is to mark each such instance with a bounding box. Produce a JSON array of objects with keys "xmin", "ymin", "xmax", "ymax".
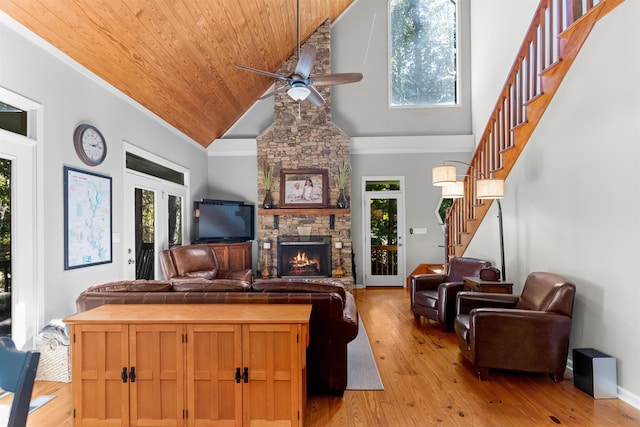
[{"xmin": 64, "ymin": 166, "xmax": 113, "ymax": 270}]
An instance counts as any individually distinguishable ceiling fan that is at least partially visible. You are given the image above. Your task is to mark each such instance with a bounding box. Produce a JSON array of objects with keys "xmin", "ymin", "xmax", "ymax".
[{"xmin": 236, "ymin": 0, "xmax": 363, "ymax": 106}]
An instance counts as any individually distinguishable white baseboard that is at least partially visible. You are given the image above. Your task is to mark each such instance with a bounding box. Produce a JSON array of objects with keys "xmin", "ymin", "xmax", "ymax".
[{"xmin": 566, "ymin": 360, "xmax": 640, "ymax": 410}]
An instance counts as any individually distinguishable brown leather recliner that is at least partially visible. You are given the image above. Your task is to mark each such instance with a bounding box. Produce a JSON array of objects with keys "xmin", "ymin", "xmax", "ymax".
[
  {"xmin": 160, "ymin": 244, "xmax": 253, "ymax": 283},
  {"xmin": 410, "ymin": 257, "xmax": 491, "ymax": 331},
  {"xmin": 454, "ymin": 271, "xmax": 576, "ymax": 381}
]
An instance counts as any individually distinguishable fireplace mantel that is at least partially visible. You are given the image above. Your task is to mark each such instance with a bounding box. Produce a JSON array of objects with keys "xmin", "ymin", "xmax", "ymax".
[{"xmin": 258, "ymin": 208, "xmax": 350, "ymax": 216}]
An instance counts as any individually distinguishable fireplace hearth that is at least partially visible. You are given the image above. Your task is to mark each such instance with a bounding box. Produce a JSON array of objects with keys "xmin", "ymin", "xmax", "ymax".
[{"xmin": 278, "ymin": 236, "xmax": 331, "ymax": 278}]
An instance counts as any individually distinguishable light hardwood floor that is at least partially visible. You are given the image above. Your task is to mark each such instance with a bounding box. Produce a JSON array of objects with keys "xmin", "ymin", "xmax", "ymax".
[{"xmin": 11, "ymin": 287, "xmax": 640, "ymax": 426}]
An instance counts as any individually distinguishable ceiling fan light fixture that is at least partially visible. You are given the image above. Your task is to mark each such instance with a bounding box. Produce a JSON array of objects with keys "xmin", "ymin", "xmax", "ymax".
[{"xmin": 288, "ymin": 85, "xmax": 311, "ymax": 101}]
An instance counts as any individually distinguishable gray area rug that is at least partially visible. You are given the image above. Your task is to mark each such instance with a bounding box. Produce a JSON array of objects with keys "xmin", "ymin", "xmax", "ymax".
[{"xmin": 347, "ymin": 321, "xmax": 384, "ymax": 390}]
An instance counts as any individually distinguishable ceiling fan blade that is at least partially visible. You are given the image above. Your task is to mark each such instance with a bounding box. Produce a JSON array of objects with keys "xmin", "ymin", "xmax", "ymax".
[
  {"xmin": 294, "ymin": 44, "xmax": 317, "ymax": 79},
  {"xmin": 258, "ymin": 85, "xmax": 291, "ymax": 100},
  {"xmin": 236, "ymin": 64, "xmax": 289, "ymax": 81},
  {"xmin": 306, "ymin": 85, "xmax": 325, "ymax": 106},
  {"xmin": 312, "ymin": 73, "xmax": 364, "ymax": 86}
]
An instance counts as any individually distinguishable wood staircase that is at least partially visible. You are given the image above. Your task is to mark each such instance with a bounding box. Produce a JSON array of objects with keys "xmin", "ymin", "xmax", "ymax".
[{"xmin": 447, "ymin": 0, "xmax": 625, "ymax": 260}]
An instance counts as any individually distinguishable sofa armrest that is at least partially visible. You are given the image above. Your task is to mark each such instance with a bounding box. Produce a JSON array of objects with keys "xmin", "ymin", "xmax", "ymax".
[
  {"xmin": 436, "ymin": 282, "xmax": 464, "ymax": 328},
  {"xmin": 217, "ymin": 269, "xmax": 254, "ymax": 283},
  {"xmin": 456, "ymin": 291, "xmax": 519, "ymax": 315},
  {"xmin": 341, "ymin": 291, "xmax": 359, "ymax": 344},
  {"xmin": 411, "ymin": 274, "xmax": 448, "ymax": 292}
]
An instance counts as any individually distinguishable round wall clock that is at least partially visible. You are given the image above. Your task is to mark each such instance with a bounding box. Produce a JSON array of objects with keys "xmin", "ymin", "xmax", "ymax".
[{"xmin": 73, "ymin": 124, "xmax": 107, "ymax": 166}]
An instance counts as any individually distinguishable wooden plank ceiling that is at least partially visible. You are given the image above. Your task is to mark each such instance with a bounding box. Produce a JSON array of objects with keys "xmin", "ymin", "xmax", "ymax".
[{"xmin": 0, "ymin": 0, "xmax": 354, "ymax": 147}]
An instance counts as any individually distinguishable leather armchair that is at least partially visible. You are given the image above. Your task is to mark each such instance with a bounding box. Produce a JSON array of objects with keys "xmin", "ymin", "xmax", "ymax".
[
  {"xmin": 410, "ymin": 257, "xmax": 491, "ymax": 331},
  {"xmin": 160, "ymin": 244, "xmax": 253, "ymax": 283},
  {"xmin": 454, "ymin": 272, "xmax": 576, "ymax": 381}
]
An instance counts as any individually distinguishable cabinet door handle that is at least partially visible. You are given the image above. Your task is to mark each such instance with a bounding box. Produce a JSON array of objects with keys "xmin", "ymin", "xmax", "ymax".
[
  {"xmin": 243, "ymin": 367, "xmax": 249, "ymax": 383},
  {"xmin": 121, "ymin": 367, "xmax": 128, "ymax": 383},
  {"xmin": 235, "ymin": 367, "xmax": 242, "ymax": 383},
  {"xmin": 130, "ymin": 366, "xmax": 136, "ymax": 382}
]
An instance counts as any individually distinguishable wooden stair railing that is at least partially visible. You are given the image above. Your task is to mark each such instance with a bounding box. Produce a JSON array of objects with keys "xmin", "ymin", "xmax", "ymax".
[{"xmin": 447, "ymin": 0, "xmax": 625, "ymax": 261}]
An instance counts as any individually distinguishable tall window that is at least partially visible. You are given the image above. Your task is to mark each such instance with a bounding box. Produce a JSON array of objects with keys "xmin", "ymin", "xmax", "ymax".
[{"xmin": 390, "ymin": 0, "xmax": 458, "ymax": 106}]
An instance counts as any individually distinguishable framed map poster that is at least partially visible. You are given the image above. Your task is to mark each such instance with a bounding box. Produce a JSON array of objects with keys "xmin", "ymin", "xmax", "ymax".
[{"xmin": 64, "ymin": 166, "xmax": 112, "ymax": 269}]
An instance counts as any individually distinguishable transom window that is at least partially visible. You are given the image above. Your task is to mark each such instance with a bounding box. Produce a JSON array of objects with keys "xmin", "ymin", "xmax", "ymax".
[
  {"xmin": 389, "ymin": 0, "xmax": 458, "ymax": 107},
  {"xmin": 0, "ymin": 102, "xmax": 27, "ymax": 136}
]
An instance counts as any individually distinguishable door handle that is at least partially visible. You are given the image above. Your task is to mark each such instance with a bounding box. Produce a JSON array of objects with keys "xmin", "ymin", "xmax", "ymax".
[
  {"xmin": 235, "ymin": 367, "xmax": 242, "ymax": 384},
  {"xmin": 129, "ymin": 366, "xmax": 136, "ymax": 382},
  {"xmin": 121, "ymin": 367, "xmax": 128, "ymax": 383},
  {"xmin": 243, "ymin": 367, "xmax": 249, "ymax": 383}
]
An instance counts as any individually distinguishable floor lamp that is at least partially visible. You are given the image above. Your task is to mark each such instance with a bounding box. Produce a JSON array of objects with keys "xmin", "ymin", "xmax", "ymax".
[{"xmin": 433, "ymin": 161, "xmax": 506, "ymax": 281}]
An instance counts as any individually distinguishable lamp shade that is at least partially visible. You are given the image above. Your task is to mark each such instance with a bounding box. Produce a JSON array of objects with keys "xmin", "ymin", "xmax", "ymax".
[
  {"xmin": 432, "ymin": 165, "xmax": 457, "ymax": 186},
  {"xmin": 287, "ymin": 86, "xmax": 310, "ymax": 101},
  {"xmin": 442, "ymin": 181, "xmax": 464, "ymax": 198},
  {"xmin": 476, "ymin": 178, "xmax": 504, "ymax": 199}
]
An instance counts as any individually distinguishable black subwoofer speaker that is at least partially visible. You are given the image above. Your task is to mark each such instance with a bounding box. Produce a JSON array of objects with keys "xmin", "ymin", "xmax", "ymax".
[{"xmin": 572, "ymin": 348, "xmax": 617, "ymax": 399}]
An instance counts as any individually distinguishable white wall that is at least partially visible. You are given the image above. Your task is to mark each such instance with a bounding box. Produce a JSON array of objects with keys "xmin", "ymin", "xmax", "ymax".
[
  {"xmin": 470, "ymin": 0, "xmax": 538, "ymax": 139},
  {"xmin": 0, "ymin": 13, "xmax": 209, "ymax": 329},
  {"xmin": 466, "ymin": 0, "xmax": 640, "ymax": 405}
]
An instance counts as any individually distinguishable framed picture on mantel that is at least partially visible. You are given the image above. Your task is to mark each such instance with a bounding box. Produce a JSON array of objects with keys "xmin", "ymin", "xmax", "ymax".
[{"xmin": 280, "ymin": 169, "xmax": 328, "ymax": 208}]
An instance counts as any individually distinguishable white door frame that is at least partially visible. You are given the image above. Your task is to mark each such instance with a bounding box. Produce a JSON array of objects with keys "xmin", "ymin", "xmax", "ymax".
[
  {"xmin": 361, "ymin": 176, "xmax": 406, "ymax": 287},
  {"xmin": 0, "ymin": 87, "xmax": 43, "ymax": 349}
]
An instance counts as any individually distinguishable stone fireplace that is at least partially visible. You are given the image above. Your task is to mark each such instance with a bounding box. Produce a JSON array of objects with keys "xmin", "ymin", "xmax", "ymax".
[{"xmin": 256, "ymin": 20, "xmax": 353, "ymax": 288}]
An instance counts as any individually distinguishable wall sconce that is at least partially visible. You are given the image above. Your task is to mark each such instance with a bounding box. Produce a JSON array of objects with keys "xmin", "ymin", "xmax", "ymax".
[{"xmin": 433, "ymin": 160, "xmax": 506, "ymax": 280}]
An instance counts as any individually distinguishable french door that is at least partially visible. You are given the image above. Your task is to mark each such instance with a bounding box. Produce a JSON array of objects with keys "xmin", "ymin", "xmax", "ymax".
[
  {"xmin": 363, "ymin": 180, "xmax": 405, "ymax": 287},
  {"xmin": 123, "ymin": 171, "xmax": 186, "ymax": 280},
  {"xmin": 0, "ymin": 134, "xmax": 37, "ymax": 348}
]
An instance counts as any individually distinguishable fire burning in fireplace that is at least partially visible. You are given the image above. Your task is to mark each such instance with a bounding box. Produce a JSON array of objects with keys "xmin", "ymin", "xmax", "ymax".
[
  {"xmin": 287, "ymin": 251, "xmax": 322, "ymax": 276},
  {"xmin": 277, "ymin": 236, "xmax": 331, "ymax": 278}
]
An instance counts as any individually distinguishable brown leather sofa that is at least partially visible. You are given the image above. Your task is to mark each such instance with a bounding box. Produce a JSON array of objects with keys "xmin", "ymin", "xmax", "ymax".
[
  {"xmin": 160, "ymin": 244, "xmax": 253, "ymax": 283},
  {"xmin": 454, "ymin": 272, "xmax": 576, "ymax": 381},
  {"xmin": 410, "ymin": 257, "xmax": 491, "ymax": 331},
  {"xmin": 76, "ymin": 278, "xmax": 358, "ymax": 396}
]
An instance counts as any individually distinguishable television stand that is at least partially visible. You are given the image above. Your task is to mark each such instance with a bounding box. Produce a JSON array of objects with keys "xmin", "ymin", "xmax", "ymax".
[{"xmin": 196, "ymin": 241, "xmax": 252, "ymax": 271}]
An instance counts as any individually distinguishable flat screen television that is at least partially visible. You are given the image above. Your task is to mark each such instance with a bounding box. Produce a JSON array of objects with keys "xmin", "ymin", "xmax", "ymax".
[{"xmin": 194, "ymin": 199, "xmax": 255, "ymax": 243}]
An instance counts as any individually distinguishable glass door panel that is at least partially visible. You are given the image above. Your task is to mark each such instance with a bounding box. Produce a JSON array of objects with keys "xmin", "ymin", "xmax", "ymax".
[
  {"xmin": 135, "ymin": 188, "xmax": 155, "ymax": 280},
  {"xmin": 0, "ymin": 157, "xmax": 11, "ymax": 338},
  {"xmin": 364, "ymin": 191, "xmax": 404, "ymax": 286},
  {"xmin": 167, "ymin": 194, "xmax": 182, "ymax": 248}
]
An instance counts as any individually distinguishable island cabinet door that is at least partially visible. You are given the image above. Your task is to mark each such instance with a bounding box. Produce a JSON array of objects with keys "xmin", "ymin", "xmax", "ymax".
[
  {"xmin": 70, "ymin": 323, "xmax": 130, "ymax": 426},
  {"xmin": 186, "ymin": 324, "xmax": 243, "ymax": 427},
  {"xmin": 128, "ymin": 324, "xmax": 186, "ymax": 427},
  {"xmin": 242, "ymin": 324, "xmax": 303, "ymax": 427}
]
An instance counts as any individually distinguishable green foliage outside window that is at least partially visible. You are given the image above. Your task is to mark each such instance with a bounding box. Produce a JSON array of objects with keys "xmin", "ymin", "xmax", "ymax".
[
  {"xmin": 438, "ymin": 198, "xmax": 453, "ymax": 223},
  {"xmin": 390, "ymin": 0, "xmax": 458, "ymax": 106},
  {"xmin": 370, "ymin": 198, "xmax": 398, "ymax": 246},
  {"xmin": 0, "ymin": 159, "xmax": 10, "ymax": 292}
]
